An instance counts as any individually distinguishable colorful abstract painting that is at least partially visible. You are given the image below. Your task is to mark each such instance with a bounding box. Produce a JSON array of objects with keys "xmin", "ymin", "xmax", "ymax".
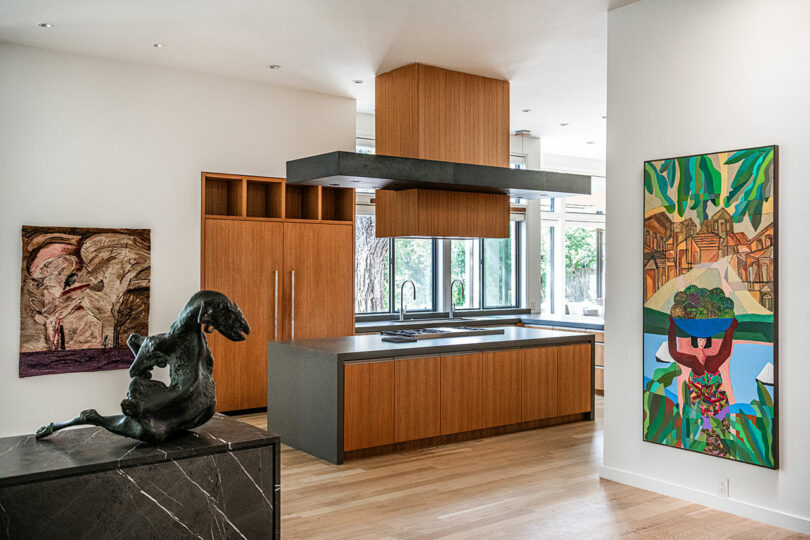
[
  {"xmin": 642, "ymin": 146, "xmax": 778, "ymax": 468},
  {"xmin": 19, "ymin": 226, "xmax": 151, "ymax": 377}
]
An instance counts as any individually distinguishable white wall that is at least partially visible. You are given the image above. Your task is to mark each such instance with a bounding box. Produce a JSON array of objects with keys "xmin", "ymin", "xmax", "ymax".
[
  {"xmin": 0, "ymin": 44, "xmax": 355, "ymax": 437},
  {"xmin": 541, "ymin": 153, "xmax": 605, "ymax": 177},
  {"xmin": 603, "ymin": 0, "xmax": 810, "ymax": 533},
  {"xmin": 356, "ymin": 111, "xmax": 375, "ymax": 148}
]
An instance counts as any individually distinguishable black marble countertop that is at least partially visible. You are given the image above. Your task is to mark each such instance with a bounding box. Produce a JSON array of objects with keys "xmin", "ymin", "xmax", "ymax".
[
  {"xmin": 274, "ymin": 326, "xmax": 594, "ymax": 362},
  {"xmin": 0, "ymin": 414, "xmax": 278, "ymax": 488},
  {"xmin": 355, "ymin": 314, "xmax": 604, "ymax": 333}
]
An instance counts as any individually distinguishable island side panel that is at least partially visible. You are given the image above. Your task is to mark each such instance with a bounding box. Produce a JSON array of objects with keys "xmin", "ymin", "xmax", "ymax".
[{"xmin": 267, "ymin": 343, "xmax": 342, "ymax": 464}]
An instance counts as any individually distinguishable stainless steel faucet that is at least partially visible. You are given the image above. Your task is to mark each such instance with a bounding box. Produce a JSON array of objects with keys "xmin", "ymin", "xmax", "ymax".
[
  {"xmin": 449, "ymin": 279, "xmax": 464, "ymax": 318},
  {"xmin": 399, "ymin": 280, "xmax": 416, "ymax": 321}
]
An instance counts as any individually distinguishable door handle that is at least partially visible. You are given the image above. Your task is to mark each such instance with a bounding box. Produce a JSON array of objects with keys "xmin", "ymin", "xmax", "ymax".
[
  {"xmin": 274, "ymin": 270, "xmax": 278, "ymax": 341},
  {"xmin": 291, "ymin": 270, "xmax": 295, "ymax": 340}
]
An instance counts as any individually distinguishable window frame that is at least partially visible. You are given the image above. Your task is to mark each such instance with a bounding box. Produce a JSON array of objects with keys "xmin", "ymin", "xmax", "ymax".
[
  {"xmin": 389, "ymin": 237, "xmax": 439, "ymax": 313},
  {"xmin": 354, "ymin": 212, "xmax": 523, "ymax": 316},
  {"xmin": 539, "ymin": 179, "xmax": 606, "ymax": 319},
  {"xmin": 456, "ymin": 223, "xmax": 521, "ymax": 310}
]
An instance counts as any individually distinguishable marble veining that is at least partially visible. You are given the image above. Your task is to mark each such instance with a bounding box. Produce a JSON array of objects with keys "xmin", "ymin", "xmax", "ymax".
[
  {"xmin": 0, "ymin": 415, "xmax": 280, "ymax": 539},
  {"xmin": 0, "ymin": 446, "xmax": 278, "ymax": 539},
  {"xmin": 0, "ymin": 413, "xmax": 277, "ymax": 488}
]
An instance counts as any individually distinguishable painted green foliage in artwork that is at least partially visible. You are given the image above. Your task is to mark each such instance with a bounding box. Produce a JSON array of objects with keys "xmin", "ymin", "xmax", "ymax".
[
  {"xmin": 644, "ymin": 146, "xmax": 774, "ymax": 228},
  {"xmin": 643, "ymin": 145, "xmax": 776, "ymax": 468},
  {"xmin": 642, "ymin": 363, "xmax": 775, "ymax": 468}
]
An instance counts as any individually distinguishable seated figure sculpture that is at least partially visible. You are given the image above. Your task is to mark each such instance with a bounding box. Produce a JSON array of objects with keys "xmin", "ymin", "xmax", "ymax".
[{"xmin": 35, "ymin": 291, "xmax": 249, "ymax": 444}]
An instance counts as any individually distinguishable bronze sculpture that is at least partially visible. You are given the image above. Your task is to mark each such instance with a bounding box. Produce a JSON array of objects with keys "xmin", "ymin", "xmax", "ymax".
[{"xmin": 35, "ymin": 291, "xmax": 249, "ymax": 443}]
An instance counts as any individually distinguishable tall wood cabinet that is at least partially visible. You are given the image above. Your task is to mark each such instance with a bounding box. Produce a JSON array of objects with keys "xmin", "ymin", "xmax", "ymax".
[{"xmin": 201, "ymin": 173, "xmax": 355, "ymax": 411}]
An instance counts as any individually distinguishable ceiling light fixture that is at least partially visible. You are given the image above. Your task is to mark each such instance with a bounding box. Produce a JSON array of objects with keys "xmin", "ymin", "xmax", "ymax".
[
  {"xmin": 560, "ymin": 122, "xmax": 569, "ymax": 127},
  {"xmin": 522, "ymin": 108, "xmax": 532, "ymax": 113},
  {"xmin": 353, "ymin": 79, "xmax": 364, "ymax": 84},
  {"xmin": 38, "ymin": 23, "xmax": 53, "ymax": 28},
  {"xmin": 267, "ymin": 64, "xmax": 281, "ymax": 70},
  {"xmin": 602, "ymin": 115, "xmax": 607, "ymax": 119},
  {"xmin": 586, "ymin": 141, "xmax": 596, "ymax": 145},
  {"xmin": 152, "ymin": 43, "xmax": 164, "ymax": 48}
]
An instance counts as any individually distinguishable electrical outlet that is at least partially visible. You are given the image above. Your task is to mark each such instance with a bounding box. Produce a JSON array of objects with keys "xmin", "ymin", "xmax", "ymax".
[{"xmin": 717, "ymin": 477, "xmax": 730, "ymax": 498}]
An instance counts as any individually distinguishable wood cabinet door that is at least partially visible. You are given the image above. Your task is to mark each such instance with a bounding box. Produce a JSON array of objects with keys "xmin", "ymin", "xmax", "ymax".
[
  {"xmin": 344, "ymin": 361, "xmax": 395, "ymax": 451},
  {"xmin": 282, "ymin": 223, "xmax": 354, "ymax": 340},
  {"xmin": 521, "ymin": 346, "xmax": 558, "ymax": 422},
  {"xmin": 203, "ymin": 219, "xmax": 283, "ymax": 411},
  {"xmin": 394, "ymin": 356, "xmax": 441, "ymax": 442},
  {"xmin": 557, "ymin": 344, "xmax": 592, "ymax": 415},
  {"xmin": 482, "ymin": 349, "xmax": 522, "ymax": 428},
  {"xmin": 440, "ymin": 353, "xmax": 483, "ymax": 434}
]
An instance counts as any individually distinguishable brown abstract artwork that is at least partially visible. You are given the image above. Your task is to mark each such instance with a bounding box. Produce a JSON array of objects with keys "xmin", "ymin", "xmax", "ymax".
[{"xmin": 19, "ymin": 226, "xmax": 151, "ymax": 377}]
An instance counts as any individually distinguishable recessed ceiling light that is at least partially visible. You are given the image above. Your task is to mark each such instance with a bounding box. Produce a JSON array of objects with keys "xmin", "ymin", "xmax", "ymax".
[
  {"xmin": 522, "ymin": 108, "xmax": 532, "ymax": 113},
  {"xmin": 38, "ymin": 23, "xmax": 53, "ymax": 28},
  {"xmin": 353, "ymin": 79, "xmax": 364, "ymax": 84},
  {"xmin": 152, "ymin": 43, "xmax": 164, "ymax": 48},
  {"xmin": 267, "ymin": 64, "xmax": 281, "ymax": 70},
  {"xmin": 560, "ymin": 122, "xmax": 569, "ymax": 127},
  {"xmin": 586, "ymin": 141, "xmax": 596, "ymax": 145}
]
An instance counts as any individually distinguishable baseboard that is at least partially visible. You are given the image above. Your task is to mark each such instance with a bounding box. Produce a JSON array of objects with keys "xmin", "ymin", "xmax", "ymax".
[{"xmin": 599, "ymin": 465, "xmax": 810, "ymax": 535}]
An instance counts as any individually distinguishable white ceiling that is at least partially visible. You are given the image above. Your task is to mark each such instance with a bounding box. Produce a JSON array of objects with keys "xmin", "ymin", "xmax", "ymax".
[{"xmin": 0, "ymin": 0, "xmax": 640, "ymax": 160}]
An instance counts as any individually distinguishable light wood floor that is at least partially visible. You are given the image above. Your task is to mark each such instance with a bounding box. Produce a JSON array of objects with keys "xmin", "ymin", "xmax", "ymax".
[{"xmin": 236, "ymin": 398, "xmax": 804, "ymax": 539}]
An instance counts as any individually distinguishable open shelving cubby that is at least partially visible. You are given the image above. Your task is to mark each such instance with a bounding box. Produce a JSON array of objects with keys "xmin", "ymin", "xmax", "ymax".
[
  {"xmin": 321, "ymin": 187, "xmax": 355, "ymax": 222},
  {"xmin": 246, "ymin": 179, "xmax": 284, "ymax": 219},
  {"xmin": 204, "ymin": 174, "xmax": 244, "ymax": 217},
  {"xmin": 285, "ymin": 184, "xmax": 321, "ymax": 220}
]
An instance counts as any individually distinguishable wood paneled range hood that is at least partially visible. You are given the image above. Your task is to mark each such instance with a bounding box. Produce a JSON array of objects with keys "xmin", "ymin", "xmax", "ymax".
[{"xmin": 286, "ymin": 63, "xmax": 591, "ymax": 238}]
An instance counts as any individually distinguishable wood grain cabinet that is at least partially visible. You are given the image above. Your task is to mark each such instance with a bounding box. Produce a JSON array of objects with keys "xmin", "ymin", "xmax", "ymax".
[
  {"xmin": 204, "ymin": 219, "xmax": 283, "ymax": 412},
  {"xmin": 440, "ymin": 353, "xmax": 483, "ymax": 434},
  {"xmin": 201, "ymin": 173, "xmax": 355, "ymax": 411},
  {"xmin": 521, "ymin": 346, "xmax": 559, "ymax": 422},
  {"xmin": 282, "ymin": 223, "xmax": 354, "ymax": 340},
  {"xmin": 343, "ymin": 361, "xmax": 395, "ymax": 452},
  {"xmin": 557, "ymin": 344, "xmax": 592, "ymax": 415},
  {"xmin": 395, "ymin": 356, "xmax": 441, "ymax": 442},
  {"xmin": 339, "ymin": 342, "xmax": 593, "ymax": 457},
  {"xmin": 481, "ymin": 349, "xmax": 522, "ymax": 428}
]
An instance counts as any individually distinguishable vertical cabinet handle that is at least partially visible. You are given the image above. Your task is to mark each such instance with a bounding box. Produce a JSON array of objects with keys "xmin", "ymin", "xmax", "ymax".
[
  {"xmin": 291, "ymin": 270, "xmax": 295, "ymax": 340},
  {"xmin": 274, "ymin": 270, "xmax": 278, "ymax": 341}
]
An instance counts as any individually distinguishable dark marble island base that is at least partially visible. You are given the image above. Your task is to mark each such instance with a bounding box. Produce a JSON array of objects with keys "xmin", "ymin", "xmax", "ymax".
[{"xmin": 0, "ymin": 415, "xmax": 279, "ymax": 540}]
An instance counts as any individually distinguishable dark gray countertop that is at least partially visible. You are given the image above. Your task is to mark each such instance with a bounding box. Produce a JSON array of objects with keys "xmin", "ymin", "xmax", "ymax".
[
  {"xmin": 519, "ymin": 315, "xmax": 604, "ymax": 331},
  {"xmin": 0, "ymin": 414, "xmax": 279, "ymax": 488},
  {"xmin": 355, "ymin": 314, "xmax": 603, "ymax": 333},
  {"xmin": 273, "ymin": 326, "xmax": 594, "ymax": 362},
  {"xmin": 355, "ymin": 314, "xmax": 523, "ymax": 333}
]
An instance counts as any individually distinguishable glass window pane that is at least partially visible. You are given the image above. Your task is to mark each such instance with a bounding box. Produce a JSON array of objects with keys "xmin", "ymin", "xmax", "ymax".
[
  {"xmin": 393, "ymin": 238, "xmax": 434, "ymax": 311},
  {"xmin": 354, "ymin": 215, "xmax": 389, "ymax": 313},
  {"xmin": 450, "ymin": 239, "xmax": 481, "ymax": 309},
  {"xmin": 509, "ymin": 155, "xmax": 527, "ymax": 169},
  {"xmin": 541, "ymin": 224, "xmax": 554, "ymax": 314},
  {"xmin": 564, "ymin": 177, "xmax": 605, "ymax": 214},
  {"xmin": 564, "ymin": 226, "xmax": 603, "ymax": 317},
  {"xmin": 483, "ymin": 222, "xmax": 517, "ymax": 307}
]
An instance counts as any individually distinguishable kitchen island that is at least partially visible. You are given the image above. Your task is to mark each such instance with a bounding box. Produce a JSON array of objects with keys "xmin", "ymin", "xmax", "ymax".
[{"xmin": 267, "ymin": 326, "xmax": 594, "ymax": 464}]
